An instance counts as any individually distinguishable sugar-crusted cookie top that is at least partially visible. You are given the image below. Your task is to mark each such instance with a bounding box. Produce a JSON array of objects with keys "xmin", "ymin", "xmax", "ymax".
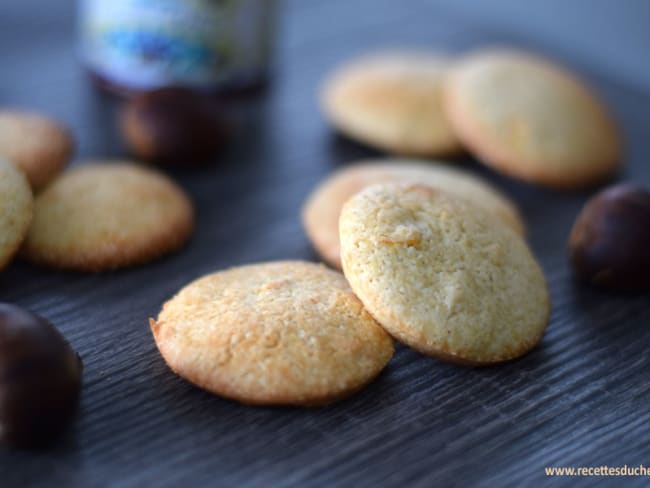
[
  {"xmin": 151, "ymin": 261, "xmax": 394, "ymax": 405},
  {"xmin": 0, "ymin": 158, "xmax": 33, "ymax": 269},
  {"xmin": 302, "ymin": 159, "xmax": 524, "ymax": 268},
  {"xmin": 444, "ymin": 49, "xmax": 621, "ymax": 188},
  {"xmin": 22, "ymin": 161, "xmax": 193, "ymax": 271},
  {"xmin": 339, "ymin": 183, "xmax": 549, "ymax": 364},
  {"xmin": 321, "ymin": 51, "xmax": 462, "ymax": 156}
]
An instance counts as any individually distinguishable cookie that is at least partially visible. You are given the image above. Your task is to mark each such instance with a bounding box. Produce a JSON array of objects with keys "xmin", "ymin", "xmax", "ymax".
[
  {"xmin": 0, "ymin": 110, "xmax": 74, "ymax": 191},
  {"xmin": 150, "ymin": 261, "xmax": 394, "ymax": 406},
  {"xmin": 339, "ymin": 183, "xmax": 549, "ymax": 365},
  {"xmin": 21, "ymin": 161, "xmax": 193, "ymax": 271},
  {"xmin": 302, "ymin": 159, "xmax": 524, "ymax": 269},
  {"xmin": 320, "ymin": 51, "xmax": 462, "ymax": 156},
  {"xmin": 444, "ymin": 48, "xmax": 621, "ymax": 188},
  {"xmin": 0, "ymin": 158, "xmax": 33, "ymax": 270}
]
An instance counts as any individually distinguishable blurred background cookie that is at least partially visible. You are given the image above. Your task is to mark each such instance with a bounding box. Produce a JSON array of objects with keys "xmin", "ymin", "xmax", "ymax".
[
  {"xmin": 0, "ymin": 158, "xmax": 33, "ymax": 270},
  {"xmin": 0, "ymin": 110, "xmax": 74, "ymax": 191},
  {"xmin": 21, "ymin": 161, "xmax": 193, "ymax": 271},
  {"xmin": 320, "ymin": 51, "xmax": 462, "ymax": 156},
  {"xmin": 339, "ymin": 183, "xmax": 549, "ymax": 365},
  {"xmin": 302, "ymin": 159, "xmax": 524, "ymax": 269},
  {"xmin": 444, "ymin": 48, "xmax": 621, "ymax": 189},
  {"xmin": 150, "ymin": 261, "xmax": 394, "ymax": 406}
]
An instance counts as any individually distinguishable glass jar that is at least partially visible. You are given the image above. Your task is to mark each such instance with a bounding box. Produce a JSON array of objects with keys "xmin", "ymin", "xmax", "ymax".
[{"xmin": 79, "ymin": 0, "xmax": 278, "ymax": 96}]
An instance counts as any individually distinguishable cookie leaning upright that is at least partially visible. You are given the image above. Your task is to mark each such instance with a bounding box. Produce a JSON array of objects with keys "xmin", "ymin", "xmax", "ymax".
[
  {"xmin": 22, "ymin": 162, "xmax": 194, "ymax": 271},
  {"xmin": 302, "ymin": 159, "xmax": 525, "ymax": 269},
  {"xmin": 320, "ymin": 51, "xmax": 462, "ymax": 156},
  {"xmin": 339, "ymin": 183, "xmax": 549, "ymax": 365},
  {"xmin": 0, "ymin": 159, "xmax": 33, "ymax": 270},
  {"xmin": 443, "ymin": 49, "xmax": 621, "ymax": 189},
  {"xmin": 150, "ymin": 261, "xmax": 394, "ymax": 406},
  {"xmin": 0, "ymin": 110, "xmax": 74, "ymax": 191}
]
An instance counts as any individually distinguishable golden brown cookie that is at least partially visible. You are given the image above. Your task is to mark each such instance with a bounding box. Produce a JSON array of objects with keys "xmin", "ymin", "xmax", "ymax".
[
  {"xmin": 302, "ymin": 159, "xmax": 524, "ymax": 269},
  {"xmin": 150, "ymin": 261, "xmax": 394, "ymax": 406},
  {"xmin": 339, "ymin": 183, "xmax": 549, "ymax": 365},
  {"xmin": 21, "ymin": 161, "xmax": 193, "ymax": 271},
  {"xmin": 0, "ymin": 110, "xmax": 74, "ymax": 191},
  {"xmin": 444, "ymin": 48, "xmax": 621, "ymax": 188},
  {"xmin": 320, "ymin": 51, "xmax": 462, "ymax": 156},
  {"xmin": 0, "ymin": 158, "xmax": 33, "ymax": 270}
]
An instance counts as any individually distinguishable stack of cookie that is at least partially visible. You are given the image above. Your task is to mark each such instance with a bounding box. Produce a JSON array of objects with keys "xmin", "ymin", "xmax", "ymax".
[
  {"xmin": 152, "ymin": 158, "xmax": 550, "ymax": 406},
  {"xmin": 153, "ymin": 47, "xmax": 595, "ymax": 407},
  {"xmin": 300, "ymin": 47, "xmax": 584, "ymax": 379},
  {"xmin": 0, "ymin": 109, "xmax": 195, "ymax": 273},
  {"xmin": 151, "ymin": 160, "xmax": 550, "ymax": 406},
  {"xmin": 302, "ymin": 159, "xmax": 549, "ymax": 364},
  {"xmin": 321, "ymin": 48, "xmax": 621, "ymax": 188}
]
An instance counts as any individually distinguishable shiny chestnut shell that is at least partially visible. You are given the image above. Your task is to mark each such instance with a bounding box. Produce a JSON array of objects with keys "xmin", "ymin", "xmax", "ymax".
[
  {"xmin": 569, "ymin": 183, "xmax": 650, "ymax": 289},
  {"xmin": 121, "ymin": 86, "xmax": 230, "ymax": 166},
  {"xmin": 0, "ymin": 303, "xmax": 82, "ymax": 447}
]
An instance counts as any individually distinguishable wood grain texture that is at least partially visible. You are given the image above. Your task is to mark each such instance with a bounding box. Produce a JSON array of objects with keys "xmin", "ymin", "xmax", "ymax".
[{"xmin": 1, "ymin": 1, "xmax": 649, "ymax": 486}]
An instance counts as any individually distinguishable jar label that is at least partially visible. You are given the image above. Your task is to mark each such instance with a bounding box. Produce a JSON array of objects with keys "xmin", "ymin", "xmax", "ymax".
[{"xmin": 80, "ymin": 0, "xmax": 275, "ymax": 90}]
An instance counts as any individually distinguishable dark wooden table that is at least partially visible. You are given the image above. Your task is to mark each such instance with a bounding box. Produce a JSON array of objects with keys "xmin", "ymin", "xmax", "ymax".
[{"xmin": 1, "ymin": 1, "xmax": 649, "ymax": 486}]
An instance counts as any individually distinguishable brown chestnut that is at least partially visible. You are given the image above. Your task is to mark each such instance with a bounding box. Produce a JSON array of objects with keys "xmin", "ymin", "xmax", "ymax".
[
  {"xmin": 120, "ymin": 86, "xmax": 230, "ymax": 166},
  {"xmin": 569, "ymin": 183, "xmax": 650, "ymax": 289},
  {"xmin": 0, "ymin": 303, "xmax": 82, "ymax": 448}
]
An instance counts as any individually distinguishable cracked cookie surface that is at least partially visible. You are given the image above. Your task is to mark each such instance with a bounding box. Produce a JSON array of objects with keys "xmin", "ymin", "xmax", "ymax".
[{"xmin": 150, "ymin": 261, "xmax": 394, "ymax": 406}]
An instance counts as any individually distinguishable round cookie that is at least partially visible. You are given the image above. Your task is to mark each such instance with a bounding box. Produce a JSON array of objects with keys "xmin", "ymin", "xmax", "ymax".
[
  {"xmin": 320, "ymin": 51, "xmax": 462, "ymax": 156},
  {"xmin": 150, "ymin": 261, "xmax": 394, "ymax": 406},
  {"xmin": 21, "ymin": 161, "xmax": 193, "ymax": 271},
  {"xmin": 339, "ymin": 183, "xmax": 549, "ymax": 365},
  {"xmin": 302, "ymin": 159, "xmax": 524, "ymax": 269},
  {"xmin": 0, "ymin": 158, "xmax": 33, "ymax": 270},
  {"xmin": 444, "ymin": 48, "xmax": 621, "ymax": 189},
  {"xmin": 0, "ymin": 110, "xmax": 74, "ymax": 191}
]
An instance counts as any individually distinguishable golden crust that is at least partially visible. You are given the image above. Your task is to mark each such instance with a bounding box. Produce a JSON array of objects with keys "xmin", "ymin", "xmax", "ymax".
[
  {"xmin": 302, "ymin": 159, "xmax": 525, "ymax": 269},
  {"xmin": 0, "ymin": 158, "xmax": 33, "ymax": 270},
  {"xmin": 0, "ymin": 110, "xmax": 74, "ymax": 191},
  {"xmin": 339, "ymin": 183, "xmax": 549, "ymax": 365},
  {"xmin": 150, "ymin": 261, "xmax": 394, "ymax": 406},
  {"xmin": 320, "ymin": 51, "xmax": 463, "ymax": 156},
  {"xmin": 21, "ymin": 161, "xmax": 194, "ymax": 271},
  {"xmin": 443, "ymin": 48, "xmax": 621, "ymax": 189}
]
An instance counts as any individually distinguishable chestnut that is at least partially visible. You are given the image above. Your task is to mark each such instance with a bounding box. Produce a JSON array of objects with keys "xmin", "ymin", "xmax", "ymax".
[
  {"xmin": 0, "ymin": 303, "xmax": 82, "ymax": 448},
  {"xmin": 120, "ymin": 86, "xmax": 230, "ymax": 166},
  {"xmin": 569, "ymin": 183, "xmax": 650, "ymax": 289}
]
